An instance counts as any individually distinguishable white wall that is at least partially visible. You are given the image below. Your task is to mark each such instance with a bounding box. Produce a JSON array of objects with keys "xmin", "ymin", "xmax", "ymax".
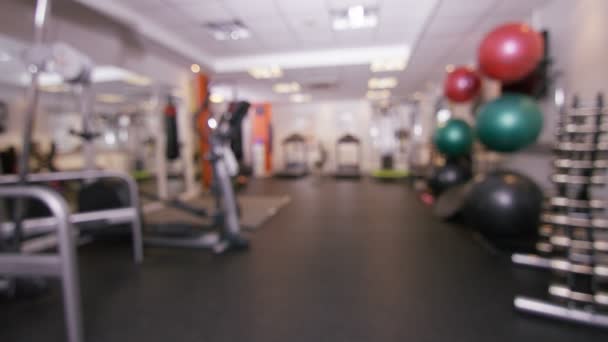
[
  {"xmin": 272, "ymin": 99, "xmax": 374, "ymax": 172},
  {"xmin": 272, "ymin": 99, "xmax": 425, "ymax": 173}
]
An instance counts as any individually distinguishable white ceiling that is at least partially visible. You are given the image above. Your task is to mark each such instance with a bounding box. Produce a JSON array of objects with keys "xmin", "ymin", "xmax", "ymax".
[{"xmin": 22, "ymin": 0, "xmax": 557, "ymax": 103}]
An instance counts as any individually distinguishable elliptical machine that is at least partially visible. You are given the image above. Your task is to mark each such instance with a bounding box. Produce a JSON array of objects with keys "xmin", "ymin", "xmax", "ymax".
[
  {"xmin": 143, "ymin": 101, "xmax": 250, "ymax": 253},
  {"xmin": 205, "ymin": 101, "xmax": 250, "ymax": 252}
]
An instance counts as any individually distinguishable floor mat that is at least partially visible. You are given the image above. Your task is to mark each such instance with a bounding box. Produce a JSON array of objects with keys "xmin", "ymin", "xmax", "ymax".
[
  {"xmin": 186, "ymin": 195, "xmax": 291, "ymax": 229},
  {"xmin": 143, "ymin": 195, "xmax": 291, "ymax": 229}
]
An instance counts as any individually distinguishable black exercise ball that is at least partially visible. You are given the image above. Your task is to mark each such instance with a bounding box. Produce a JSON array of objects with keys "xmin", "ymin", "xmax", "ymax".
[
  {"xmin": 428, "ymin": 161, "xmax": 472, "ymax": 196},
  {"xmin": 464, "ymin": 170, "xmax": 542, "ymax": 236}
]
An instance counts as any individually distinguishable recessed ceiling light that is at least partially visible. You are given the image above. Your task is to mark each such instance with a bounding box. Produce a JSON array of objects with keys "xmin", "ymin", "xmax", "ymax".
[
  {"xmin": 368, "ymin": 77, "xmax": 398, "ymax": 89},
  {"xmin": 366, "ymin": 90, "xmax": 391, "ymax": 101},
  {"xmin": 205, "ymin": 20, "xmax": 250, "ymax": 41},
  {"xmin": 332, "ymin": 5, "xmax": 378, "ymax": 31},
  {"xmin": 0, "ymin": 52, "xmax": 11, "ymax": 63},
  {"xmin": 248, "ymin": 66, "xmax": 283, "ymax": 79},
  {"xmin": 290, "ymin": 93, "xmax": 311, "ymax": 103},
  {"xmin": 191, "ymin": 64, "xmax": 201, "ymax": 73},
  {"xmin": 209, "ymin": 93, "xmax": 224, "ymax": 103},
  {"xmin": 370, "ymin": 57, "xmax": 407, "ymax": 72},
  {"xmin": 96, "ymin": 94, "xmax": 126, "ymax": 104},
  {"xmin": 125, "ymin": 74, "xmax": 152, "ymax": 87},
  {"xmin": 273, "ymin": 82, "xmax": 301, "ymax": 94}
]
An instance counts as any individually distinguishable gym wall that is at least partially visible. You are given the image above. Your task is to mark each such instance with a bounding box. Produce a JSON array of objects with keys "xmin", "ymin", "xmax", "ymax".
[
  {"xmin": 504, "ymin": 0, "xmax": 608, "ymax": 190},
  {"xmin": 272, "ymin": 99, "xmax": 373, "ymax": 172}
]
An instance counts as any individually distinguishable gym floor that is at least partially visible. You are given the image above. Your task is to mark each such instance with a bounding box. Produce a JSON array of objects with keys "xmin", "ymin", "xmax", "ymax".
[{"xmin": 1, "ymin": 178, "xmax": 606, "ymax": 341}]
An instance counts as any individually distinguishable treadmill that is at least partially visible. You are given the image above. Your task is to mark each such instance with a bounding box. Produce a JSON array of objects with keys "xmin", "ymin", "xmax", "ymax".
[
  {"xmin": 275, "ymin": 133, "xmax": 309, "ymax": 178},
  {"xmin": 334, "ymin": 134, "xmax": 362, "ymax": 179}
]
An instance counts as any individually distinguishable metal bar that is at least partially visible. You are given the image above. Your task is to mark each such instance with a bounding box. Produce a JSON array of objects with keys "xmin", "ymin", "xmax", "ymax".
[
  {"xmin": 554, "ymin": 142, "xmax": 608, "ymax": 152},
  {"xmin": 1, "ymin": 207, "xmax": 138, "ymax": 236},
  {"xmin": 22, "ymin": 234, "xmax": 93, "ymax": 254},
  {"xmin": 0, "ymin": 254, "xmax": 61, "ymax": 276},
  {"xmin": 143, "ymin": 232, "xmax": 219, "ymax": 249},
  {"xmin": 0, "ymin": 169, "xmax": 135, "ymax": 184},
  {"xmin": 562, "ymin": 123, "xmax": 608, "ymax": 134},
  {"xmin": 554, "ymin": 159, "xmax": 608, "ymax": 169},
  {"xmin": 548, "ymin": 197, "xmax": 605, "ymax": 209},
  {"xmin": 0, "ymin": 169, "xmax": 144, "ymax": 263},
  {"xmin": 76, "ymin": 83, "xmax": 96, "ymax": 171},
  {"xmin": 549, "ymin": 284, "xmax": 597, "ymax": 304},
  {"xmin": 549, "ymin": 236, "xmax": 608, "ymax": 252},
  {"xmin": 551, "ymin": 174, "xmax": 606, "ymax": 185},
  {"xmin": 514, "ymin": 296, "xmax": 608, "ymax": 328},
  {"xmin": 123, "ymin": 171, "xmax": 144, "ymax": 263},
  {"xmin": 512, "ymin": 253, "xmax": 608, "ymax": 277},
  {"xmin": 542, "ymin": 214, "xmax": 608, "ymax": 229}
]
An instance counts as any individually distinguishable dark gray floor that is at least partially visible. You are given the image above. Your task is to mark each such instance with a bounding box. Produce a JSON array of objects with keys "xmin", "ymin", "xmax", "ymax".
[{"xmin": 1, "ymin": 177, "xmax": 607, "ymax": 341}]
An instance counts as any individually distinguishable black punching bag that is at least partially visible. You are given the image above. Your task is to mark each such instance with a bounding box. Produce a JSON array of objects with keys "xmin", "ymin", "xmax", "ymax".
[{"xmin": 164, "ymin": 96, "xmax": 180, "ymax": 160}]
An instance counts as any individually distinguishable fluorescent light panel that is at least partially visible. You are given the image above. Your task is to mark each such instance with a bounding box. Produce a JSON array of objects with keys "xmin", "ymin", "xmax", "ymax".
[
  {"xmin": 273, "ymin": 82, "xmax": 301, "ymax": 94},
  {"xmin": 368, "ymin": 77, "xmax": 398, "ymax": 89},
  {"xmin": 366, "ymin": 90, "xmax": 391, "ymax": 101},
  {"xmin": 290, "ymin": 93, "xmax": 311, "ymax": 103},
  {"xmin": 370, "ymin": 57, "xmax": 407, "ymax": 72},
  {"xmin": 96, "ymin": 94, "xmax": 126, "ymax": 104},
  {"xmin": 248, "ymin": 66, "xmax": 282, "ymax": 79}
]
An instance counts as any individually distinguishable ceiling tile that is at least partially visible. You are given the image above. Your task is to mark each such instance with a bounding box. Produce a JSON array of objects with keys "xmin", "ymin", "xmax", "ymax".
[
  {"xmin": 223, "ymin": 38, "xmax": 268, "ymax": 55},
  {"xmin": 425, "ymin": 16, "xmax": 478, "ymax": 37},
  {"xmin": 327, "ymin": 0, "xmax": 380, "ymax": 10},
  {"xmin": 493, "ymin": 0, "xmax": 553, "ymax": 13},
  {"xmin": 223, "ymin": 0, "xmax": 281, "ymax": 20},
  {"xmin": 434, "ymin": 0, "xmax": 500, "ymax": 18},
  {"xmin": 378, "ymin": 0, "xmax": 437, "ymax": 18},
  {"xmin": 274, "ymin": 0, "xmax": 328, "ymax": 14},
  {"xmin": 334, "ymin": 29, "xmax": 376, "ymax": 46},
  {"xmin": 374, "ymin": 27, "xmax": 417, "ymax": 45},
  {"xmin": 166, "ymin": 1, "xmax": 235, "ymax": 23}
]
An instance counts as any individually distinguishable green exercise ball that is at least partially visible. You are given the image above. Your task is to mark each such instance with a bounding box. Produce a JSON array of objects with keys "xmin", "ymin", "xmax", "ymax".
[
  {"xmin": 434, "ymin": 119, "xmax": 474, "ymax": 157},
  {"xmin": 476, "ymin": 93, "xmax": 543, "ymax": 152}
]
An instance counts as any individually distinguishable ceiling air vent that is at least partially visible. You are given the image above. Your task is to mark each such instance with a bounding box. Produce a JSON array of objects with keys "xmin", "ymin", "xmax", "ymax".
[
  {"xmin": 306, "ymin": 81, "xmax": 338, "ymax": 91},
  {"xmin": 203, "ymin": 20, "xmax": 250, "ymax": 41}
]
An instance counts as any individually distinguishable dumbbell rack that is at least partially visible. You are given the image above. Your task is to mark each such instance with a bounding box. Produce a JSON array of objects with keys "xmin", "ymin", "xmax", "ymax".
[{"xmin": 513, "ymin": 93, "xmax": 608, "ymax": 328}]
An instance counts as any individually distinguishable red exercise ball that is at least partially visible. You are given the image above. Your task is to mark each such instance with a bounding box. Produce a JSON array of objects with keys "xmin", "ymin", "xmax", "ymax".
[
  {"xmin": 444, "ymin": 66, "xmax": 481, "ymax": 103},
  {"xmin": 478, "ymin": 22, "xmax": 544, "ymax": 83}
]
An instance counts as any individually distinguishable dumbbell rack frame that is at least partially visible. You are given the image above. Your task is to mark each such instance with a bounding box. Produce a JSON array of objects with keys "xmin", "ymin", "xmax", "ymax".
[
  {"xmin": 0, "ymin": 186, "xmax": 83, "ymax": 342},
  {"xmin": 513, "ymin": 93, "xmax": 608, "ymax": 328}
]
